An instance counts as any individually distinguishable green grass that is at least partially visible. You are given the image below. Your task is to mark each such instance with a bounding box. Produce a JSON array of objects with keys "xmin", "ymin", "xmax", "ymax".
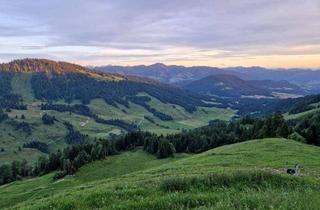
[
  {"xmin": 1, "ymin": 138, "xmax": 320, "ymax": 210},
  {"xmin": 0, "ymin": 106, "xmax": 124, "ymax": 163},
  {"xmin": 0, "ymin": 149, "xmax": 188, "ymax": 209},
  {"xmin": 285, "ymin": 108, "xmax": 320, "ymax": 120},
  {"xmin": 284, "ymin": 101, "xmax": 320, "ymax": 120},
  {"xmin": 89, "ymin": 94, "xmax": 235, "ymax": 135},
  {"xmin": 0, "ymin": 108, "xmax": 67, "ymax": 163},
  {"xmin": 75, "ymin": 149, "xmax": 189, "ymax": 183},
  {"xmin": 2, "ymin": 76, "xmax": 235, "ymax": 162}
]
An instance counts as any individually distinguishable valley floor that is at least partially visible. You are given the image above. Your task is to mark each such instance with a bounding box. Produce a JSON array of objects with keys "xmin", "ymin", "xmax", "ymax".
[{"xmin": 1, "ymin": 138, "xmax": 320, "ymax": 210}]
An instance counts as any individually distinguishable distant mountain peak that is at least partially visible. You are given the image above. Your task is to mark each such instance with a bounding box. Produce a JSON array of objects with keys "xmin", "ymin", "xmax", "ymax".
[
  {"xmin": 148, "ymin": 63, "xmax": 167, "ymax": 68},
  {"xmin": 0, "ymin": 58, "xmax": 128, "ymax": 81},
  {"xmin": 0, "ymin": 58, "xmax": 166, "ymax": 85}
]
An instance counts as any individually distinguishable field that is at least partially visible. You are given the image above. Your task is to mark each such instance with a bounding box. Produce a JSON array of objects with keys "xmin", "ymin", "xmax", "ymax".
[
  {"xmin": 0, "ymin": 99, "xmax": 234, "ymax": 163},
  {"xmin": 1, "ymin": 138, "xmax": 320, "ymax": 209},
  {"xmin": 89, "ymin": 96, "xmax": 235, "ymax": 134},
  {"xmin": 0, "ymin": 75, "xmax": 235, "ymax": 163}
]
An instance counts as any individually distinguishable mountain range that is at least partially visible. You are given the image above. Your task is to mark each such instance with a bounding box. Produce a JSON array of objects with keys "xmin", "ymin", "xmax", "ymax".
[{"xmin": 94, "ymin": 64, "xmax": 320, "ymax": 94}]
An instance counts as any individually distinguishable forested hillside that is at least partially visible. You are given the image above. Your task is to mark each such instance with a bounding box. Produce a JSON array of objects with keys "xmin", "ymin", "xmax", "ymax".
[
  {"xmin": 0, "ymin": 59, "xmax": 235, "ymax": 164},
  {"xmin": 184, "ymin": 74, "xmax": 307, "ymax": 99},
  {"xmin": 183, "ymin": 74, "xmax": 271, "ymax": 98}
]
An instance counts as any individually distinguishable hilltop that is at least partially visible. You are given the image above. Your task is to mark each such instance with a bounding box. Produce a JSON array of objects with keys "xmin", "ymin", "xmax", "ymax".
[
  {"xmin": 0, "ymin": 59, "xmax": 136, "ymax": 82},
  {"xmin": 183, "ymin": 74, "xmax": 271, "ymax": 98},
  {"xmin": 1, "ymin": 139, "xmax": 320, "ymax": 209},
  {"xmin": 0, "ymin": 59, "xmax": 90, "ymax": 73}
]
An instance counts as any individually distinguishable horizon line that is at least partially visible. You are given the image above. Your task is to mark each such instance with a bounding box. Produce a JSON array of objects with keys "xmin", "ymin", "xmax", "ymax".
[{"xmin": 1, "ymin": 58, "xmax": 319, "ymax": 71}]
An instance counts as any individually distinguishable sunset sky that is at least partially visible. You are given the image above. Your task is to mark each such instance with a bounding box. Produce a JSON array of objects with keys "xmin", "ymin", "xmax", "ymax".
[{"xmin": 0, "ymin": 0, "xmax": 319, "ymax": 68}]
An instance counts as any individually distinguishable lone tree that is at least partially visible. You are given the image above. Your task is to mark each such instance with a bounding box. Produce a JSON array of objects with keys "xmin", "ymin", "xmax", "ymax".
[
  {"xmin": 157, "ymin": 139, "xmax": 176, "ymax": 159},
  {"xmin": 42, "ymin": 113, "xmax": 56, "ymax": 125}
]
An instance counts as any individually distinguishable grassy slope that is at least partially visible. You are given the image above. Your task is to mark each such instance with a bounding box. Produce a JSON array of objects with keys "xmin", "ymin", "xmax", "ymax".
[
  {"xmin": 0, "ymin": 149, "xmax": 189, "ymax": 209},
  {"xmin": 1, "ymin": 139, "xmax": 320, "ymax": 210},
  {"xmin": 284, "ymin": 102, "xmax": 320, "ymax": 120},
  {"xmin": 89, "ymin": 95, "xmax": 235, "ymax": 135},
  {"xmin": 1, "ymin": 73, "xmax": 235, "ymax": 162},
  {"xmin": 285, "ymin": 108, "xmax": 320, "ymax": 120}
]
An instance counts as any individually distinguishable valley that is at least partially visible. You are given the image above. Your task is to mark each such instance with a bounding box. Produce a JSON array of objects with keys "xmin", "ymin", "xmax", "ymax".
[
  {"xmin": 1, "ymin": 59, "xmax": 320, "ymax": 210},
  {"xmin": 2, "ymin": 2, "xmax": 320, "ymax": 209}
]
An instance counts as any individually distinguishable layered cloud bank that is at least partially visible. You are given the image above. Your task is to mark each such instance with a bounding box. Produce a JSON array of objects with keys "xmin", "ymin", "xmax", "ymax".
[{"xmin": 0, "ymin": 0, "xmax": 319, "ymax": 67}]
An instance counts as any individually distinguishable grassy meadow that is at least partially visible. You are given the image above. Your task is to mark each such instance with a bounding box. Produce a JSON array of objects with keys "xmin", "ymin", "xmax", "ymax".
[{"xmin": 1, "ymin": 138, "xmax": 320, "ymax": 210}]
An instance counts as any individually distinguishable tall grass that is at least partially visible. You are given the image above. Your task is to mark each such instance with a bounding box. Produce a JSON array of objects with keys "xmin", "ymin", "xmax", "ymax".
[{"xmin": 160, "ymin": 171, "xmax": 316, "ymax": 192}]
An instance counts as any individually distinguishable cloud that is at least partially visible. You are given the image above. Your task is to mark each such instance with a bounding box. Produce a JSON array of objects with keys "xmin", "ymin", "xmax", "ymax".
[{"xmin": 0, "ymin": 0, "xmax": 319, "ymax": 67}]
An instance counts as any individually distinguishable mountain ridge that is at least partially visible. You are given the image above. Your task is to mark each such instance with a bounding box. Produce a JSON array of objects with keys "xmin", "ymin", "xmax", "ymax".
[
  {"xmin": 0, "ymin": 59, "xmax": 169, "ymax": 86},
  {"xmin": 0, "ymin": 58, "xmax": 126, "ymax": 82},
  {"xmin": 94, "ymin": 63, "xmax": 320, "ymax": 93},
  {"xmin": 183, "ymin": 74, "xmax": 272, "ymax": 98},
  {"xmin": 182, "ymin": 74, "xmax": 307, "ymax": 99}
]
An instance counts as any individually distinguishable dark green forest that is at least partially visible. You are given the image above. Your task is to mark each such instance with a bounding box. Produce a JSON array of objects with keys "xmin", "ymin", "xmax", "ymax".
[
  {"xmin": 0, "ymin": 73, "xmax": 26, "ymax": 110},
  {"xmin": 31, "ymin": 72, "xmax": 212, "ymax": 112}
]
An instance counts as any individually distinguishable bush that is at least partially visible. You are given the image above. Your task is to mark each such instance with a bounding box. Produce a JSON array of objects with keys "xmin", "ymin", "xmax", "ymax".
[
  {"xmin": 53, "ymin": 171, "xmax": 67, "ymax": 181},
  {"xmin": 160, "ymin": 177, "xmax": 189, "ymax": 192},
  {"xmin": 157, "ymin": 139, "xmax": 176, "ymax": 159}
]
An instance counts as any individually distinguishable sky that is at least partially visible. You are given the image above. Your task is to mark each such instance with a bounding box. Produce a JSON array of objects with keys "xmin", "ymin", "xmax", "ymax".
[{"xmin": 0, "ymin": 0, "xmax": 320, "ymax": 68}]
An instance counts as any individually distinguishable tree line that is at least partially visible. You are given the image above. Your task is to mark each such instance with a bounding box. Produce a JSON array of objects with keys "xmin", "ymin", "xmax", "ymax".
[
  {"xmin": 0, "ymin": 139, "xmax": 117, "ymax": 185},
  {"xmin": 127, "ymin": 96, "xmax": 173, "ymax": 121},
  {"xmin": 2, "ymin": 112, "xmax": 320, "ymax": 186},
  {"xmin": 31, "ymin": 72, "xmax": 213, "ymax": 113},
  {"xmin": 40, "ymin": 103, "xmax": 137, "ymax": 132}
]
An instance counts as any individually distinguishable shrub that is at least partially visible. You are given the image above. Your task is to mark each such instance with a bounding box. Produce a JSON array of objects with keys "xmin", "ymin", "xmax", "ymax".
[
  {"xmin": 53, "ymin": 171, "xmax": 67, "ymax": 181},
  {"xmin": 42, "ymin": 113, "xmax": 56, "ymax": 125},
  {"xmin": 160, "ymin": 177, "xmax": 189, "ymax": 192},
  {"xmin": 157, "ymin": 139, "xmax": 176, "ymax": 159}
]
